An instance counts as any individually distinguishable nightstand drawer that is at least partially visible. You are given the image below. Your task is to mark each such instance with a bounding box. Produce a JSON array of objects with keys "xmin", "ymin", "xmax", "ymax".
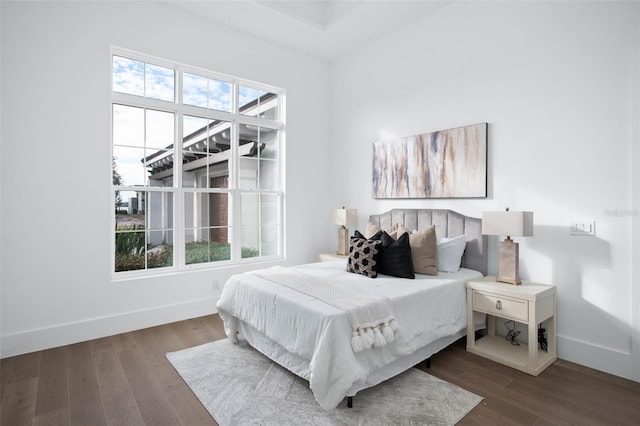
[{"xmin": 473, "ymin": 290, "xmax": 528, "ymax": 322}]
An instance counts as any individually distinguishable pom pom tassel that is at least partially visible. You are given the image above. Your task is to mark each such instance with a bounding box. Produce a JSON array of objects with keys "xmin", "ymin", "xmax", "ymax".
[
  {"xmin": 363, "ymin": 327, "xmax": 375, "ymax": 348},
  {"xmin": 382, "ymin": 323, "xmax": 395, "ymax": 343},
  {"xmin": 372, "ymin": 326, "xmax": 387, "ymax": 347},
  {"xmin": 351, "ymin": 331, "xmax": 364, "ymax": 352},
  {"xmin": 389, "ymin": 318, "xmax": 399, "ymax": 331}
]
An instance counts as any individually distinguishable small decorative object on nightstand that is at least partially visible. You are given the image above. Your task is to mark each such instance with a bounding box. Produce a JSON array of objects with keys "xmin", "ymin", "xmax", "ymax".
[
  {"xmin": 317, "ymin": 253, "xmax": 348, "ymax": 262},
  {"xmin": 332, "ymin": 207, "xmax": 357, "ymax": 256},
  {"xmin": 466, "ymin": 276, "xmax": 556, "ymax": 376},
  {"xmin": 482, "ymin": 209, "xmax": 534, "ymax": 285}
]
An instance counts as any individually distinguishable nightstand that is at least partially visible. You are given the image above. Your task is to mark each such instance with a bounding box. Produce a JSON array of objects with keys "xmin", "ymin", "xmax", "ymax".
[
  {"xmin": 317, "ymin": 253, "xmax": 348, "ymax": 262},
  {"xmin": 466, "ymin": 276, "xmax": 556, "ymax": 376}
]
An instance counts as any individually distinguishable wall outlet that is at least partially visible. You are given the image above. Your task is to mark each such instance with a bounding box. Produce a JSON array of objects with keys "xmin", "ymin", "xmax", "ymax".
[
  {"xmin": 570, "ymin": 221, "xmax": 596, "ymax": 236},
  {"xmin": 212, "ymin": 280, "xmax": 220, "ymax": 291}
]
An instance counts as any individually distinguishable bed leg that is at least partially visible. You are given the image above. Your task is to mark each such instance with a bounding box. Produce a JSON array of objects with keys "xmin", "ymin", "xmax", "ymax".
[
  {"xmin": 347, "ymin": 396, "xmax": 353, "ymax": 408},
  {"xmin": 425, "ymin": 357, "xmax": 431, "ymax": 368}
]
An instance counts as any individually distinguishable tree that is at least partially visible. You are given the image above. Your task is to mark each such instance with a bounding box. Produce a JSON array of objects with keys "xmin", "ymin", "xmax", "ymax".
[{"xmin": 113, "ymin": 157, "xmax": 123, "ymax": 212}]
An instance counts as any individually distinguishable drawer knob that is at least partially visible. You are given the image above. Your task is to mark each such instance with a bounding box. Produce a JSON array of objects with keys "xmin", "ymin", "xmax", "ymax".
[{"xmin": 496, "ymin": 300, "xmax": 502, "ymax": 310}]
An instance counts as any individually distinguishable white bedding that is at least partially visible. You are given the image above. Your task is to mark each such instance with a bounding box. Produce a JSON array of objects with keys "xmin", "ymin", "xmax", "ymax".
[{"xmin": 216, "ymin": 260, "xmax": 483, "ymax": 410}]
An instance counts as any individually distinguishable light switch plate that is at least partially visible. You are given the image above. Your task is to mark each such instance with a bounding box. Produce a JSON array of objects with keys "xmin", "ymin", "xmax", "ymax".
[{"xmin": 570, "ymin": 221, "xmax": 596, "ymax": 236}]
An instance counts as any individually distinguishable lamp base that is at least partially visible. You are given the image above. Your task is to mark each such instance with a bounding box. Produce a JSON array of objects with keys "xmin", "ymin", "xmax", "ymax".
[
  {"xmin": 497, "ymin": 237, "xmax": 521, "ymax": 285},
  {"xmin": 337, "ymin": 226, "xmax": 349, "ymax": 256}
]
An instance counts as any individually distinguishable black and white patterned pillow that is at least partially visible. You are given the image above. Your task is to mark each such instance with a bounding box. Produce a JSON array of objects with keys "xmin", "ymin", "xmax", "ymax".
[{"xmin": 346, "ymin": 234, "xmax": 381, "ymax": 278}]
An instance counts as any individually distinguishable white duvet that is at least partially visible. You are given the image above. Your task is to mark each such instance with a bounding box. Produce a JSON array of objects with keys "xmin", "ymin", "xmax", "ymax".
[{"xmin": 216, "ymin": 260, "xmax": 482, "ymax": 410}]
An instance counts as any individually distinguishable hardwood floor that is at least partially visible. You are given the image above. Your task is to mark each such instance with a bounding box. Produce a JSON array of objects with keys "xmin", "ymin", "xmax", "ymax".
[{"xmin": 1, "ymin": 314, "xmax": 639, "ymax": 425}]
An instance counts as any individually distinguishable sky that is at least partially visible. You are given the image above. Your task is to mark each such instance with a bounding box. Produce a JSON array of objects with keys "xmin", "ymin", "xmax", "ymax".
[{"xmin": 112, "ymin": 54, "xmax": 269, "ymax": 191}]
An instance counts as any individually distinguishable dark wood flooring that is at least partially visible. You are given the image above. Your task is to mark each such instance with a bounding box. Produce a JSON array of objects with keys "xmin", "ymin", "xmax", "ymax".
[{"xmin": 1, "ymin": 314, "xmax": 639, "ymax": 425}]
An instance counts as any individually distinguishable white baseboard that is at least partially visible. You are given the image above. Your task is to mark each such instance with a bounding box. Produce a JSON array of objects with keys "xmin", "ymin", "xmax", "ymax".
[
  {"xmin": 1, "ymin": 297, "xmax": 219, "ymax": 358},
  {"xmin": 557, "ymin": 334, "xmax": 636, "ymax": 381}
]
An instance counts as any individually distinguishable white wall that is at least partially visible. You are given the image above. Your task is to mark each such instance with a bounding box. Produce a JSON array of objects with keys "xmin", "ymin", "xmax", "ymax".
[
  {"xmin": 329, "ymin": 1, "xmax": 639, "ymax": 381},
  {"xmin": 0, "ymin": 1, "xmax": 332, "ymax": 357},
  {"xmin": 2, "ymin": 0, "xmax": 638, "ymax": 384}
]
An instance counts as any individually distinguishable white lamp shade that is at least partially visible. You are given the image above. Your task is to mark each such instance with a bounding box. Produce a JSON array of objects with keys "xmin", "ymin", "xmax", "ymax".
[
  {"xmin": 482, "ymin": 211, "xmax": 534, "ymax": 237},
  {"xmin": 332, "ymin": 208, "xmax": 358, "ymax": 227}
]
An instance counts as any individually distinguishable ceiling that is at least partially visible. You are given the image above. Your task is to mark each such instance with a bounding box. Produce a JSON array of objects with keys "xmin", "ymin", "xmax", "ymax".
[{"xmin": 164, "ymin": 1, "xmax": 451, "ymax": 61}]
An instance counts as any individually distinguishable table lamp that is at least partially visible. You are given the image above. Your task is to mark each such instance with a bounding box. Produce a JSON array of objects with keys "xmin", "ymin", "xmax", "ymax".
[
  {"xmin": 332, "ymin": 207, "xmax": 357, "ymax": 256},
  {"xmin": 482, "ymin": 209, "xmax": 534, "ymax": 285}
]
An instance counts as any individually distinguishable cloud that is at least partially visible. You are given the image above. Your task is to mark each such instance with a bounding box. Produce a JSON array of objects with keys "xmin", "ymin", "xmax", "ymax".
[
  {"xmin": 113, "ymin": 55, "xmax": 144, "ymax": 96},
  {"xmin": 113, "ymin": 55, "xmax": 174, "ymax": 102},
  {"xmin": 184, "ymin": 72, "xmax": 231, "ymax": 112},
  {"xmin": 113, "ymin": 105, "xmax": 174, "ymax": 186}
]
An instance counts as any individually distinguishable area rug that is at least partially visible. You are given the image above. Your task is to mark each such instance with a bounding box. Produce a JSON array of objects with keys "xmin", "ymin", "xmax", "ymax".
[{"xmin": 166, "ymin": 338, "xmax": 482, "ymax": 425}]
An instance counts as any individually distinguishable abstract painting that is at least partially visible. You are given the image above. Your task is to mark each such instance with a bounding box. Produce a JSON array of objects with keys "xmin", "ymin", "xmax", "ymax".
[{"xmin": 373, "ymin": 123, "xmax": 487, "ymax": 198}]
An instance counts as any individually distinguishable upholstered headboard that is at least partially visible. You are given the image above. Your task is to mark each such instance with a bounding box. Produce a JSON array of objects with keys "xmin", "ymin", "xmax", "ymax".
[{"xmin": 368, "ymin": 209, "xmax": 487, "ymax": 276}]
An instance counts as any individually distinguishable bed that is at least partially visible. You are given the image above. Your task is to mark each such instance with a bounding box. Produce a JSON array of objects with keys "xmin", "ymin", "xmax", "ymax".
[{"xmin": 216, "ymin": 209, "xmax": 487, "ymax": 410}]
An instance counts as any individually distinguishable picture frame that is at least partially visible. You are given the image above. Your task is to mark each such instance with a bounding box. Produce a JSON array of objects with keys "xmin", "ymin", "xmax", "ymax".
[{"xmin": 372, "ymin": 123, "xmax": 487, "ymax": 199}]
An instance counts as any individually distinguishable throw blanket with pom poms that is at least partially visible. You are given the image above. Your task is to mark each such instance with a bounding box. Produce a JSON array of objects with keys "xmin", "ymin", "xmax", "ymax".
[{"xmin": 251, "ymin": 266, "xmax": 399, "ymax": 353}]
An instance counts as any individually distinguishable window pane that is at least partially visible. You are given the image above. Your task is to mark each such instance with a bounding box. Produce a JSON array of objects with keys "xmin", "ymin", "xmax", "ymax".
[
  {"xmin": 113, "ymin": 56, "xmax": 144, "ymax": 96},
  {"xmin": 183, "ymin": 115, "xmax": 208, "ymax": 138},
  {"xmin": 238, "ymin": 157, "xmax": 258, "ymax": 190},
  {"xmin": 115, "ymin": 190, "xmax": 143, "ymax": 217},
  {"xmin": 240, "ymin": 193, "xmax": 259, "ymax": 227},
  {"xmin": 113, "ymin": 56, "xmax": 175, "ymax": 102},
  {"xmin": 146, "ymin": 191, "xmax": 173, "ymax": 230},
  {"xmin": 259, "ymin": 159, "xmax": 278, "ymax": 190},
  {"xmin": 258, "ymin": 90, "xmax": 279, "ymax": 120},
  {"xmin": 240, "ymin": 193, "xmax": 279, "ymax": 258},
  {"xmin": 114, "ymin": 196, "xmax": 145, "ymax": 272},
  {"xmin": 113, "ymin": 104, "xmax": 144, "ymax": 148},
  {"xmin": 115, "ymin": 229, "xmax": 146, "ymax": 271},
  {"xmin": 183, "ymin": 116, "xmax": 230, "ymax": 189},
  {"xmin": 238, "ymin": 127, "xmax": 279, "ymax": 190},
  {"xmin": 241, "ymin": 226, "xmax": 259, "ymax": 259},
  {"xmin": 145, "ymin": 149, "xmax": 174, "ymax": 187},
  {"xmin": 208, "ymin": 79, "xmax": 231, "ymax": 112},
  {"xmin": 185, "ymin": 192, "xmax": 208, "ymax": 229},
  {"xmin": 259, "ymin": 128, "xmax": 279, "ymax": 190},
  {"xmin": 145, "ymin": 63, "xmax": 174, "ymax": 102},
  {"xmin": 261, "ymin": 193, "xmax": 279, "ymax": 225},
  {"xmin": 146, "ymin": 109, "xmax": 174, "ymax": 150},
  {"xmin": 239, "ymin": 85, "xmax": 278, "ymax": 119},
  {"xmin": 147, "ymin": 230, "xmax": 173, "ymax": 269},
  {"xmin": 183, "ymin": 73, "xmax": 208, "ymax": 108},
  {"xmin": 184, "ymin": 233, "xmax": 231, "ymax": 264},
  {"xmin": 112, "ymin": 190, "xmax": 173, "ymax": 272},
  {"xmin": 239, "ymin": 85, "xmax": 259, "ymax": 113},
  {"xmin": 205, "ymin": 120, "xmax": 231, "ymax": 188},
  {"xmin": 261, "ymin": 225, "xmax": 278, "ymax": 257},
  {"xmin": 238, "ymin": 125, "xmax": 259, "ymax": 190},
  {"xmin": 184, "ymin": 73, "xmax": 231, "ymax": 112},
  {"xmin": 113, "ymin": 146, "xmax": 146, "ymax": 186},
  {"xmin": 209, "ymin": 192, "xmax": 229, "ymax": 228},
  {"xmin": 185, "ymin": 191, "xmax": 230, "ymax": 264},
  {"xmin": 185, "ymin": 232, "xmax": 210, "ymax": 265},
  {"xmin": 258, "ymin": 127, "xmax": 278, "ymax": 159}
]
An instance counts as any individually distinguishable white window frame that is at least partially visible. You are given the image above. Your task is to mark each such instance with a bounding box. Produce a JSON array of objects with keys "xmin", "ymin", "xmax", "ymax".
[{"xmin": 111, "ymin": 47, "xmax": 285, "ymax": 280}]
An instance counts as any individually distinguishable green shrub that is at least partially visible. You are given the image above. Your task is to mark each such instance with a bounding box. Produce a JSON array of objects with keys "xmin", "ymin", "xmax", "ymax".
[
  {"xmin": 241, "ymin": 246, "xmax": 259, "ymax": 259},
  {"xmin": 115, "ymin": 223, "xmax": 173, "ymax": 271},
  {"xmin": 185, "ymin": 241, "xmax": 259, "ymax": 264},
  {"xmin": 186, "ymin": 241, "xmax": 230, "ymax": 264},
  {"xmin": 115, "ymin": 239, "xmax": 261, "ymax": 271},
  {"xmin": 115, "ymin": 244, "xmax": 173, "ymax": 272},
  {"xmin": 115, "ymin": 224, "xmax": 145, "ymax": 255}
]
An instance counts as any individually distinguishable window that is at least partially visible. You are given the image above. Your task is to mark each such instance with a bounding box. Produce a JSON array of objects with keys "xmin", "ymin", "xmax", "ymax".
[{"xmin": 112, "ymin": 49, "xmax": 284, "ymax": 276}]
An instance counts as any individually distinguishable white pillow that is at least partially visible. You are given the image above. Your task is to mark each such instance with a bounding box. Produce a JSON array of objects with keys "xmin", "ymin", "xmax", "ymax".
[{"xmin": 437, "ymin": 234, "xmax": 467, "ymax": 272}]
